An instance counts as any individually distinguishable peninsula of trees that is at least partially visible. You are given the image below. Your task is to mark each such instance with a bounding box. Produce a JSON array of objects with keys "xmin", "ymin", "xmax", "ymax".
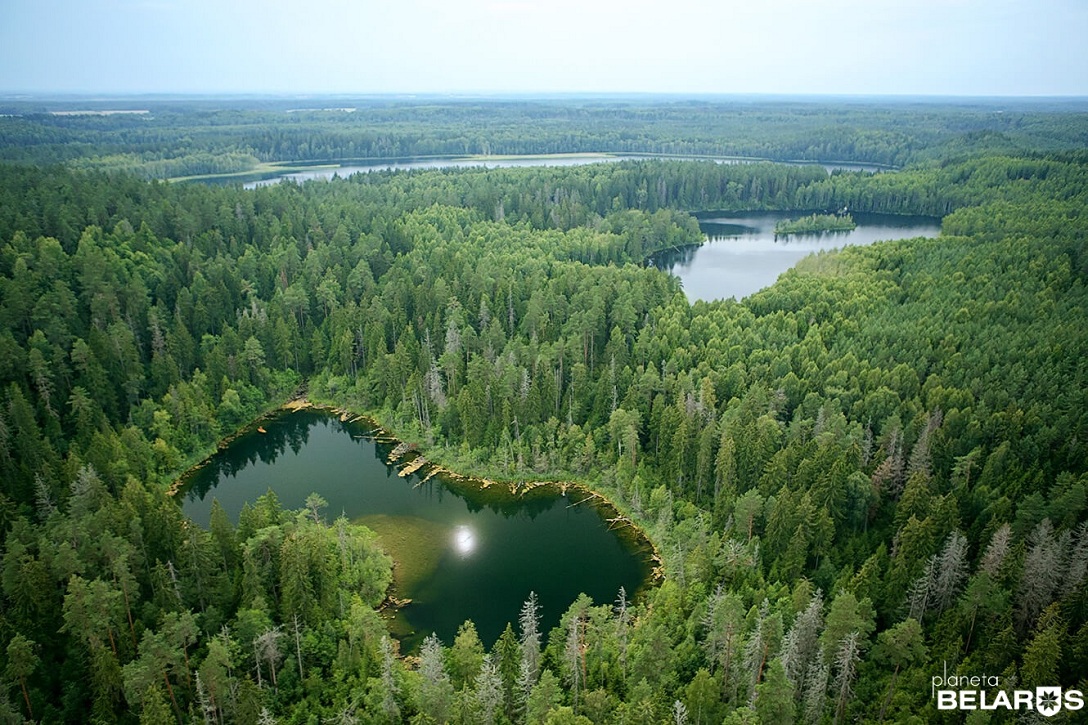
[{"xmin": 0, "ymin": 97, "xmax": 1085, "ymax": 723}]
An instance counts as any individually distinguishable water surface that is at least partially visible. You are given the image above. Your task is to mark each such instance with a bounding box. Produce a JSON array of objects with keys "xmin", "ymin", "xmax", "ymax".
[
  {"xmin": 241, "ymin": 155, "xmax": 888, "ymax": 188},
  {"xmin": 181, "ymin": 410, "xmax": 651, "ymax": 649},
  {"xmin": 243, "ymin": 155, "xmax": 623, "ymax": 188},
  {"xmin": 652, "ymin": 211, "xmax": 940, "ymax": 301}
]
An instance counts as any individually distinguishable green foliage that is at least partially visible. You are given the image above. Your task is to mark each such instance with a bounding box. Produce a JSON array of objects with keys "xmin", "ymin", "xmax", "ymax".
[
  {"xmin": 774, "ymin": 213, "xmax": 856, "ymax": 235},
  {"xmin": 0, "ymin": 100, "xmax": 1087, "ymax": 721},
  {"xmin": 754, "ymin": 658, "xmax": 795, "ymax": 724},
  {"xmin": 4, "ymin": 98, "xmax": 1088, "ymax": 178},
  {"xmin": 448, "ymin": 620, "xmax": 485, "ymax": 691}
]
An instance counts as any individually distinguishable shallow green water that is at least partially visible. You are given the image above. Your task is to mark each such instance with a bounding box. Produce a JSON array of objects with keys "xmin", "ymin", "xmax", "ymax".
[{"xmin": 180, "ymin": 409, "xmax": 652, "ymax": 649}]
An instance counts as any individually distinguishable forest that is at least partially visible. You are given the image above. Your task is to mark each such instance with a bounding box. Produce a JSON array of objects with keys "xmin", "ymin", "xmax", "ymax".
[
  {"xmin": 0, "ymin": 98, "xmax": 1086, "ymax": 724},
  {"xmin": 3, "ymin": 97, "xmax": 1088, "ymax": 180}
]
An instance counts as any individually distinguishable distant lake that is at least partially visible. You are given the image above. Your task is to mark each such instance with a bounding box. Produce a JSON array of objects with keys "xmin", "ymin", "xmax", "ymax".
[
  {"xmin": 651, "ymin": 211, "xmax": 941, "ymax": 301},
  {"xmin": 239, "ymin": 154, "xmax": 890, "ymax": 188},
  {"xmin": 180, "ymin": 409, "xmax": 652, "ymax": 650}
]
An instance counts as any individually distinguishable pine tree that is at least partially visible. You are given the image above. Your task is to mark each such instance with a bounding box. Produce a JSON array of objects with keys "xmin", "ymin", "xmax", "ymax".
[
  {"xmin": 515, "ymin": 657, "xmax": 535, "ymax": 724},
  {"xmin": 519, "ymin": 592, "xmax": 542, "ymax": 685},
  {"xmin": 754, "ymin": 659, "xmax": 795, "ymax": 725},
  {"xmin": 683, "ymin": 668, "xmax": 720, "ymax": 725},
  {"xmin": 932, "ymin": 531, "xmax": 969, "ymax": 614},
  {"xmin": 526, "ymin": 669, "xmax": 562, "ymax": 725},
  {"xmin": 874, "ymin": 618, "xmax": 926, "ymax": 720},
  {"xmin": 832, "ymin": 632, "xmax": 860, "ymax": 724},
  {"xmin": 138, "ymin": 685, "xmax": 172, "ymax": 725},
  {"xmin": 417, "ymin": 633, "xmax": 453, "ymax": 724},
  {"xmin": 743, "ymin": 600, "xmax": 770, "ymax": 702},
  {"xmin": 565, "ymin": 608, "xmax": 585, "ymax": 711},
  {"xmin": 475, "ymin": 653, "xmax": 505, "ymax": 725},
  {"xmin": 1017, "ymin": 519, "xmax": 1064, "ymax": 631},
  {"xmin": 449, "ymin": 620, "xmax": 485, "ymax": 690},
  {"xmin": 1020, "ymin": 604, "xmax": 1066, "ymax": 688},
  {"xmin": 4, "ymin": 634, "xmax": 38, "ymax": 719},
  {"xmin": 781, "ymin": 588, "xmax": 823, "ymax": 698},
  {"xmin": 802, "ymin": 650, "xmax": 829, "ymax": 724},
  {"xmin": 379, "ymin": 635, "xmax": 400, "ymax": 722},
  {"xmin": 1061, "ymin": 520, "xmax": 1088, "ymax": 597},
  {"xmin": 701, "ymin": 584, "xmax": 745, "ymax": 704},
  {"xmin": 614, "ymin": 586, "xmax": 630, "ymax": 684},
  {"xmin": 979, "ymin": 523, "xmax": 1011, "ymax": 578}
]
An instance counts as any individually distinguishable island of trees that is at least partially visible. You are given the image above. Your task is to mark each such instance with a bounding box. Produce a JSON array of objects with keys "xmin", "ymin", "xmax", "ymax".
[
  {"xmin": 774, "ymin": 213, "xmax": 856, "ymax": 236},
  {"xmin": 0, "ymin": 97, "xmax": 1085, "ymax": 723}
]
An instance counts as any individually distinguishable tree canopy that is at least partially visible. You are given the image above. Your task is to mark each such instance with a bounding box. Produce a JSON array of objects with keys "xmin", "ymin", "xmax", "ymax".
[{"xmin": 0, "ymin": 99, "xmax": 1086, "ymax": 722}]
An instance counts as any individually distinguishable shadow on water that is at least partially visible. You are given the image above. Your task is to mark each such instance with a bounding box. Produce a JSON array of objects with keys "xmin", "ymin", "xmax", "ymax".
[
  {"xmin": 699, "ymin": 221, "xmax": 761, "ymax": 238},
  {"xmin": 181, "ymin": 409, "xmax": 565, "ymax": 523},
  {"xmin": 182, "ymin": 412, "xmax": 315, "ymax": 498}
]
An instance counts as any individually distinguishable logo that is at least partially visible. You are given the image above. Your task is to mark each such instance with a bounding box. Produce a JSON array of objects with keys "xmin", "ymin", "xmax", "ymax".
[
  {"xmin": 931, "ymin": 663, "xmax": 1084, "ymax": 717},
  {"xmin": 1037, "ymin": 687, "xmax": 1062, "ymax": 718}
]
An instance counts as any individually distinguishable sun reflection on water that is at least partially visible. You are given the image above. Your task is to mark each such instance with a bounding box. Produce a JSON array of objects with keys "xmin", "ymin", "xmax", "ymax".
[{"xmin": 453, "ymin": 525, "xmax": 476, "ymax": 557}]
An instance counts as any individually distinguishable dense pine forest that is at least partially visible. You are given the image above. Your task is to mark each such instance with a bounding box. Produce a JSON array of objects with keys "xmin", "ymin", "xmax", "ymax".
[{"xmin": 0, "ymin": 99, "xmax": 1086, "ymax": 724}]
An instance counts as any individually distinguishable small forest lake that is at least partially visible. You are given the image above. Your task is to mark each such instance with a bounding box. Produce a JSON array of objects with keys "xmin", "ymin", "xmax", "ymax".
[
  {"xmin": 652, "ymin": 211, "xmax": 941, "ymax": 301},
  {"xmin": 180, "ymin": 409, "xmax": 653, "ymax": 650}
]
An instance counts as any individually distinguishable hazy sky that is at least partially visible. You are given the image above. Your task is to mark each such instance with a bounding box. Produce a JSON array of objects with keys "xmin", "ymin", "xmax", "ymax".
[{"xmin": 2, "ymin": 0, "xmax": 1086, "ymax": 96}]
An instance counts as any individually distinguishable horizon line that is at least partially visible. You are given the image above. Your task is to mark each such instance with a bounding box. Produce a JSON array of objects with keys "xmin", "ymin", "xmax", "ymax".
[{"xmin": 3, "ymin": 90, "xmax": 1088, "ymax": 103}]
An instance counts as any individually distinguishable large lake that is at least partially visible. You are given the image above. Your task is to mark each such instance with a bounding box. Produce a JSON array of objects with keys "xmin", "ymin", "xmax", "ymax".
[
  {"xmin": 241, "ymin": 154, "xmax": 888, "ymax": 188},
  {"xmin": 652, "ymin": 211, "xmax": 941, "ymax": 301},
  {"xmin": 180, "ymin": 409, "xmax": 652, "ymax": 650}
]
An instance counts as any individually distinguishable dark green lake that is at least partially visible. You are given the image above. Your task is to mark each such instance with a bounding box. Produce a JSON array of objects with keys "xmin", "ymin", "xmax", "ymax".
[{"xmin": 180, "ymin": 409, "xmax": 653, "ymax": 649}]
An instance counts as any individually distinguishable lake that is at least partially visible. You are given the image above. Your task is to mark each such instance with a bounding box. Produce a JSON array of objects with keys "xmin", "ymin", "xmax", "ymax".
[
  {"xmin": 240, "ymin": 154, "xmax": 889, "ymax": 188},
  {"xmin": 180, "ymin": 409, "xmax": 652, "ymax": 650},
  {"xmin": 651, "ymin": 211, "xmax": 941, "ymax": 301}
]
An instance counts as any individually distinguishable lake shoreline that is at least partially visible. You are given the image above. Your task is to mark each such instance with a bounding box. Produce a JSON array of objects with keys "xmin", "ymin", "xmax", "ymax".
[
  {"xmin": 165, "ymin": 385, "xmax": 305, "ymax": 497},
  {"xmin": 180, "ymin": 152, "xmax": 894, "ymax": 186},
  {"xmin": 297, "ymin": 395, "xmax": 666, "ymax": 587},
  {"xmin": 169, "ymin": 392, "xmax": 665, "ymax": 640},
  {"xmin": 655, "ymin": 209, "xmax": 942, "ymax": 301}
]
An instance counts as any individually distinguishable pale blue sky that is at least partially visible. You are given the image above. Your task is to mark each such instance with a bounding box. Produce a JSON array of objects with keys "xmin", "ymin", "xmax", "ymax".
[{"xmin": 2, "ymin": 0, "xmax": 1086, "ymax": 95}]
